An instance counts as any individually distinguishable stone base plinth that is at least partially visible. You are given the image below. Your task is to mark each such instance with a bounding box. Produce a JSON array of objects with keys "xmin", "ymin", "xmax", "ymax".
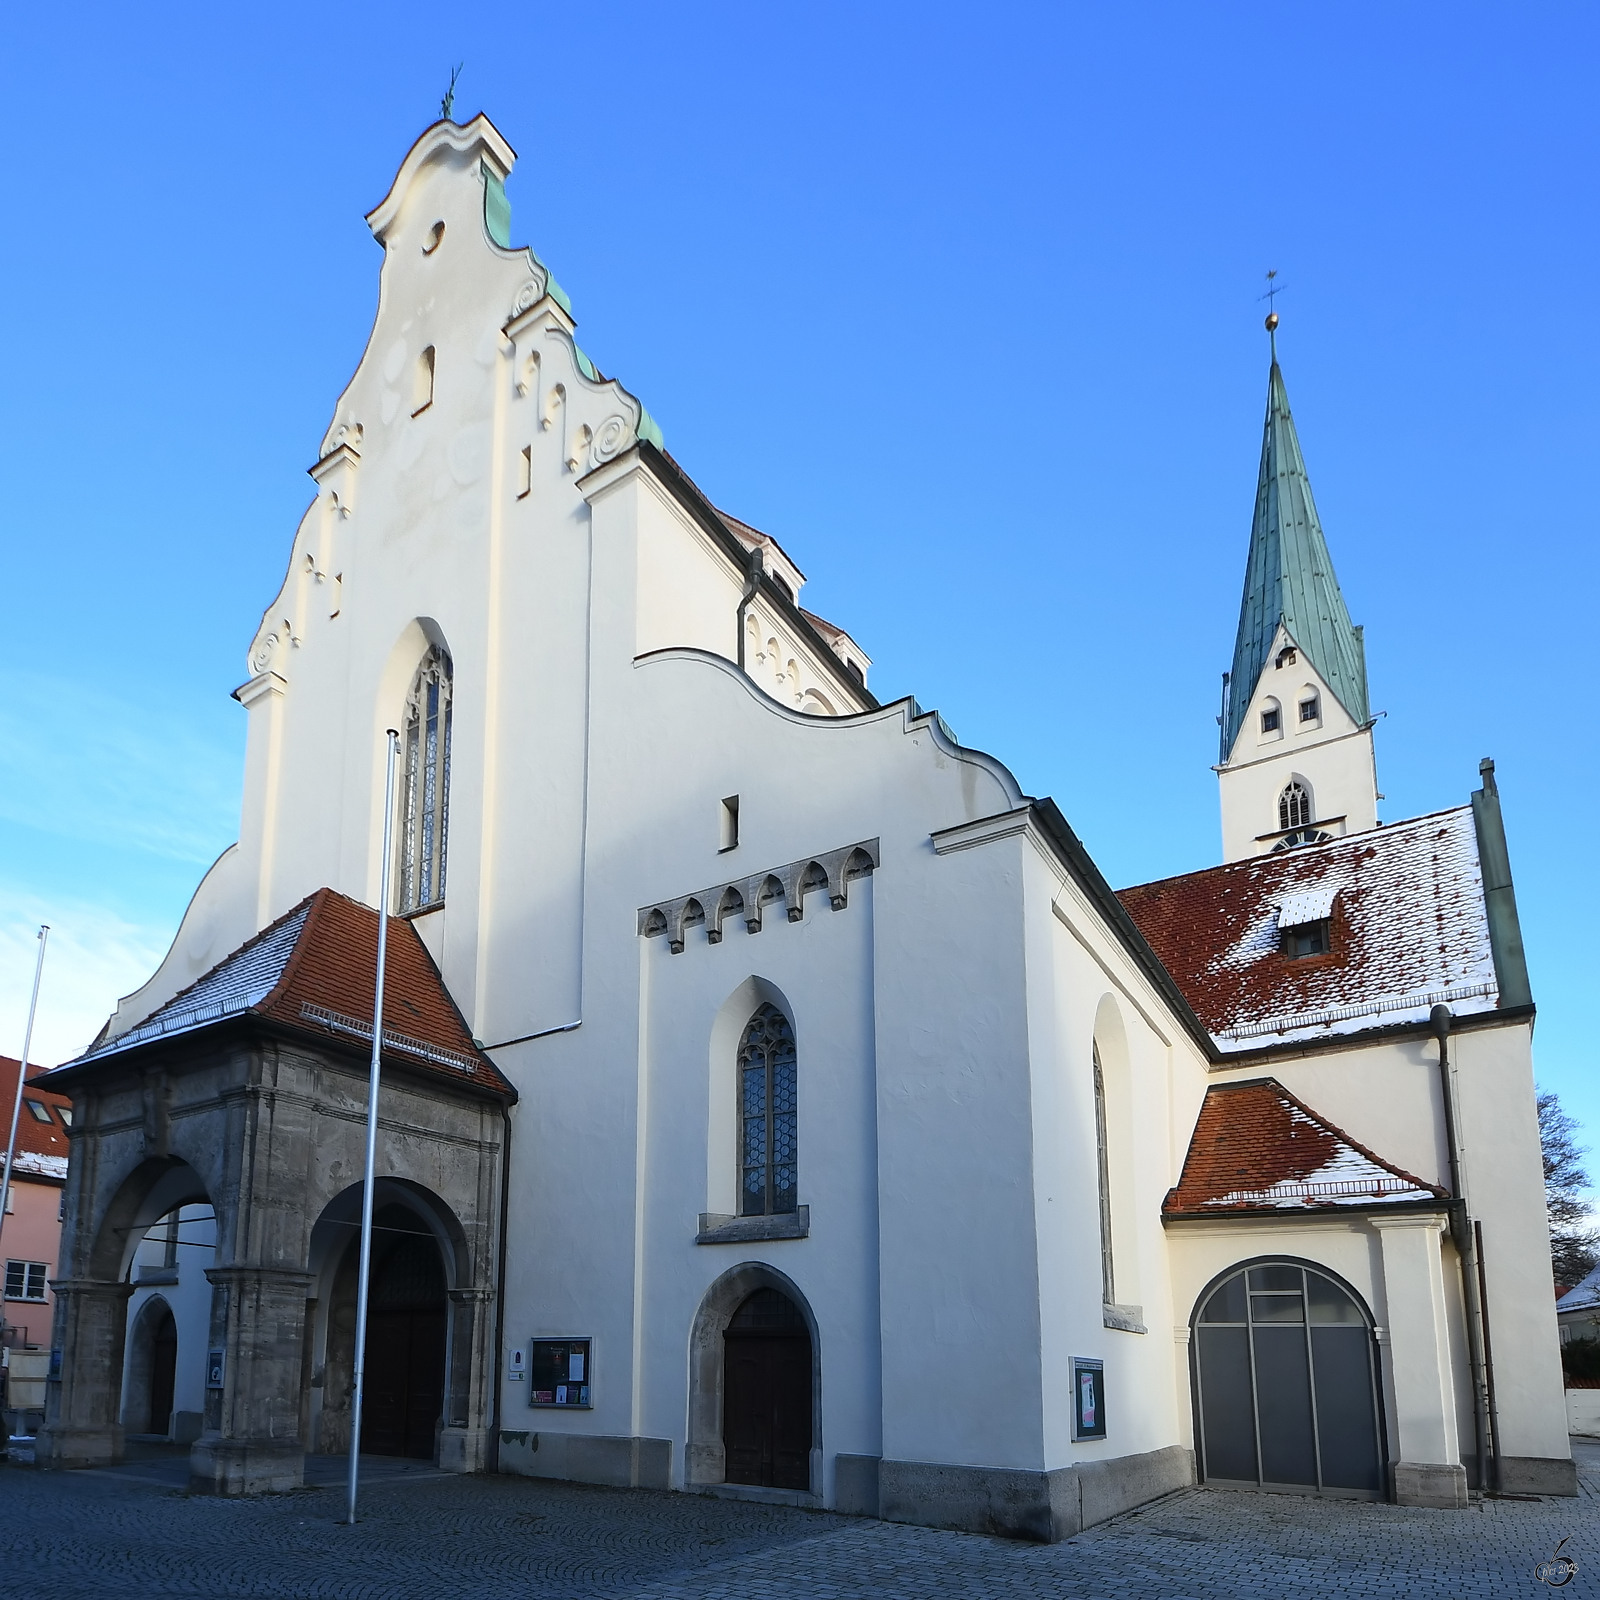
[
  {"xmin": 189, "ymin": 1436, "xmax": 304, "ymax": 1495},
  {"xmin": 1392, "ymin": 1460, "xmax": 1469, "ymax": 1509},
  {"xmin": 37, "ymin": 1423, "xmax": 124, "ymax": 1470},
  {"xmin": 439, "ymin": 1425, "xmax": 489, "ymax": 1474}
]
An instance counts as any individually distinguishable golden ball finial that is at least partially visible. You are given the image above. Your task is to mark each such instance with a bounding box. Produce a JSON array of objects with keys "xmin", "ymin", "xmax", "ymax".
[{"xmin": 1265, "ymin": 310, "xmax": 1279, "ymax": 333}]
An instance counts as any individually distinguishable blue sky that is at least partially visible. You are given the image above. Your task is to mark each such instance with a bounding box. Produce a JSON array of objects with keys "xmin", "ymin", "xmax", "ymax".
[{"xmin": 4, "ymin": 5, "xmax": 1596, "ymax": 1153}]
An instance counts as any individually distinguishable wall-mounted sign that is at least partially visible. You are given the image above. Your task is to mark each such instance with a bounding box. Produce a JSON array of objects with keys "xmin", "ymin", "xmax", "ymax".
[
  {"xmin": 528, "ymin": 1338, "xmax": 592, "ymax": 1408},
  {"xmin": 206, "ymin": 1348, "xmax": 226, "ymax": 1390},
  {"xmin": 507, "ymin": 1346, "xmax": 526, "ymax": 1380},
  {"xmin": 1072, "ymin": 1357, "xmax": 1105, "ymax": 1441}
]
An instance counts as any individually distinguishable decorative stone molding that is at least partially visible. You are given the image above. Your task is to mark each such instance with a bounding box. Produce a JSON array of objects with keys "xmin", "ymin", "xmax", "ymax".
[
  {"xmin": 696, "ymin": 1207, "xmax": 809, "ymax": 1245},
  {"xmin": 638, "ymin": 839, "xmax": 879, "ymax": 954},
  {"xmin": 1103, "ymin": 1302, "xmax": 1146, "ymax": 1334}
]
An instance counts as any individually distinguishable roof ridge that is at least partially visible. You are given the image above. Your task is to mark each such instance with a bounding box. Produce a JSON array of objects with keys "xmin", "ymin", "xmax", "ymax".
[
  {"xmin": 256, "ymin": 887, "xmax": 337, "ymax": 1016},
  {"xmin": 115, "ymin": 890, "xmax": 323, "ymax": 1038},
  {"xmin": 1118, "ymin": 804, "xmax": 1476, "ymax": 897}
]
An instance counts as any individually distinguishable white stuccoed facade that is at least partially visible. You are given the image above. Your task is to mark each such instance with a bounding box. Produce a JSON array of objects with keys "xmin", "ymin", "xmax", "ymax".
[
  {"xmin": 80, "ymin": 116, "xmax": 1570, "ymax": 1532},
  {"xmin": 1217, "ymin": 623, "xmax": 1380, "ymax": 862}
]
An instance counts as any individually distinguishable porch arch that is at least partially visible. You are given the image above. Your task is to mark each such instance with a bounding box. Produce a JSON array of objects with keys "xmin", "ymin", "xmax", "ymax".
[{"xmin": 305, "ymin": 1178, "xmax": 479, "ymax": 1460}]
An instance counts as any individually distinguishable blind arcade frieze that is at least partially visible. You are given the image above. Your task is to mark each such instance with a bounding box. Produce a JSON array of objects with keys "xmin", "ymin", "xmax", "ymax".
[{"xmin": 638, "ymin": 840, "xmax": 879, "ymax": 953}]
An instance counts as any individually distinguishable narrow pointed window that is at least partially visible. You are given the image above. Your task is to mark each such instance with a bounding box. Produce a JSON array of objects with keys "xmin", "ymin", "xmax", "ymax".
[
  {"xmin": 739, "ymin": 1004, "xmax": 797, "ymax": 1217},
  {"xmin": 1093, "ymin": 1045, "xmax": 1115, "ymax": 1306},
  {"xmin": 1279, "ymin": 781, "xmax": 1311, "ymax": 832},
  {"xmin": 398, "ymin": 647, "xmax": 453, "ymax": 911}
]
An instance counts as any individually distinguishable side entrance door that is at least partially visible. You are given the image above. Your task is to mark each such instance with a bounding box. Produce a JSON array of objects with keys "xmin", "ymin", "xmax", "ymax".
[{"xmin": 722, "ymin": 1288, "xmax": 812, "ymax": 1490}]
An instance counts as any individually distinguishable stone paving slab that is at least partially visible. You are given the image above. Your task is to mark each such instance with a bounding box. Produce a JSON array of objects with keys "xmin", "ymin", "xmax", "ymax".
[{"xmin": 1, "ymin": 1445, "xmax": 1596, "ymax": 1599}]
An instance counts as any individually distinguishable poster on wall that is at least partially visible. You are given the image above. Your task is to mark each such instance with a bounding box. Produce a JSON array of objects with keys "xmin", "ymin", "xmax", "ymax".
[
  {"xmin": 528, "ymin": 1338, "xmax": 592, "ymax": 1407},
  {"xmin": 1072, "ymin": 1357, "xmax": 1106, "ymax": 1441}
]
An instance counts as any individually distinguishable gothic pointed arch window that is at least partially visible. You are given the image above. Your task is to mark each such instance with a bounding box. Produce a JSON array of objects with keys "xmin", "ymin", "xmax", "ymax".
[
  {"xmin": 398, "ymin": 647, "xmax": 453, "ymax": 912},
  {"xmin": 739, "ymin": 1004, "xmax": 797, "ymax": 1217},
  {"xmin": 1278, "ymin": 780, "xmax": 1312, "ymax": 833},
  {"xmin": 1093, "ymin": 1044, "xmax": 1115, "ymax": 1306}
]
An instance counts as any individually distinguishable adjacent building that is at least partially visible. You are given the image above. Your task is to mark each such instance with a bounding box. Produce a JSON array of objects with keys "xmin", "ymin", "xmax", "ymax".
[{"xmin": 36, "ymin": 115, "xmax": 1571, "ymax": 1533}]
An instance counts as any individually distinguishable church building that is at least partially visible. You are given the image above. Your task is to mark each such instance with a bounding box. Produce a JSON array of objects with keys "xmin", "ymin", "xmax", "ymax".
[{"xmin": 36, "ymin": 115, "xmax": 1571, "ymax": 1537}]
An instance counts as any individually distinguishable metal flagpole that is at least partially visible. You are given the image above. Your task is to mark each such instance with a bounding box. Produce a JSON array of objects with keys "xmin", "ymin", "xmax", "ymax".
[
  {"xmin": 347, "ymin": 732, "xmax": 399, "ymax": 1526},
  {"xmin": 0, "ymin": 927, "xmax": 50, "ymax": 1317}
]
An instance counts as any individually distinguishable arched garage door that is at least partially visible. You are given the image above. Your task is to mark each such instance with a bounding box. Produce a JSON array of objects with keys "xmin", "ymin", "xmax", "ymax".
[{"xmin": 1193, "ymin": 1261, "xmax": 1384, "ymax": 1498}]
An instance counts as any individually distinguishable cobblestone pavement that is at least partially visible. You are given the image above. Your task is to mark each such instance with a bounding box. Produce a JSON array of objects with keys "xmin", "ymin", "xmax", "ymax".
[{"xmin": 2, "ymin": 1442, "xmax": 1597, "ymax": 1599}]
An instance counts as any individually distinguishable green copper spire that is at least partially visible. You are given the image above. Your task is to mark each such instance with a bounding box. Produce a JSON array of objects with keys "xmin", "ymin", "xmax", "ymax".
[{"xmin": 1222, "ymin": 353, "xmax": 1369, "ymax": 759}]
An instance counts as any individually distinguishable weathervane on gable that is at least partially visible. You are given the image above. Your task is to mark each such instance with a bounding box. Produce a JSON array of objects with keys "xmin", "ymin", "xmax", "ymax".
[{"xmin": 441, "ymin": 62, "xmax": 464, "ymax": 123}]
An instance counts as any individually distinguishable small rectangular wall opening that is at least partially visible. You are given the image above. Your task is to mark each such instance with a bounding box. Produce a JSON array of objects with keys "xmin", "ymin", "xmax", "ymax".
[
  {"xmin": 518, "ymin": 445, "xmax": 533, "ymax": 498},
  {"xmin": 719, "ymin": 796, "xmax": 740, "ymax": 853},
  {"xmin": 412, "ymin": 346, "xmax": 435, "ymax": 416}
]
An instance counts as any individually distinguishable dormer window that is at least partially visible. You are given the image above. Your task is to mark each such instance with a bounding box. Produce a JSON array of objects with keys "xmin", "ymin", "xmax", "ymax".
[
  {"xmin": 1275, "ymin": 646, "xmax": 1297, "ymax": 668},
  {"xmin": 770, "ymin": 573, "xmax": 794, "ymax": 603},
  {"xmin": 1299, "ymin": 694, "xmax": 1320, "ymax": 724},
  {"xmin": 1282, "ymin": 919, "xmax": 1330, "ymax": 958},
  {"xmin": 1260, "ymin": 705, "xmax": 1281, "ymax": 734}
]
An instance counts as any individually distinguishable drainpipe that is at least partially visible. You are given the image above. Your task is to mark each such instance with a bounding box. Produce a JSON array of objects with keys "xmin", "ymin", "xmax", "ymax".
[
  {"xmin": 1432, "ymin": 1004, "xmax": 1495, "ymax": 1494},
  {"xmin": 488, "ymin": 1095, "xmax": 513, "ymax": 1477},
  {"xmin": 735, "ymin": 546, "xmax": 762, "ymax": 672}
]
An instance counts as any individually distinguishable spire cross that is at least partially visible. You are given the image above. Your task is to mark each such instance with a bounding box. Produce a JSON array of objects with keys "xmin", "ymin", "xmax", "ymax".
[{"xmin": 1258, "ymin": 269, "xmax": 1284, "ymax": 358}]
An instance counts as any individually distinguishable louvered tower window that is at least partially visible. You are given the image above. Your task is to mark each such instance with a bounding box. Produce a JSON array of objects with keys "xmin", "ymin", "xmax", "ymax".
[
  {"xmin": 398, "ymin": 647, "xmax": 453, "ymax": 912},
  {"xmin": 739, "ymin": 1005, "xmax": 798, "ymax": 1217},
  {"xmin": 1278, "ymin": 781, "xmax": 1311, "ymax": 832}
]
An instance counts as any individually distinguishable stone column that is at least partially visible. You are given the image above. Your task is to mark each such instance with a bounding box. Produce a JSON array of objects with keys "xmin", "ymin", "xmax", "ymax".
[
  {"xmin": 36, "ymin": 1279, "xmax": 135, "ymax": 1468},
  {"xmin": 189, "ymin": 1265, "xmax": 314, "ymax": 1495},
  {"xmin": 1371, "ymin": 1213, "xmax": 1468, "ymax": 1508},
  {"xmin": 439, "ymin": 1286, "xmax": 494, "ymax": 1473}
]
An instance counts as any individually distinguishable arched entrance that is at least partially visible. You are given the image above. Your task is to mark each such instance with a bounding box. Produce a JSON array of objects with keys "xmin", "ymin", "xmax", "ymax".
[
  {"xmin": 1192, "ymin": 1259, "xmax": 1384, "ymax": 1498},
  {"xmin": 148, "ymin": 1306, "xmax": 178, "ymax": 1435},
  {"xmin": 722, "ymin": 1288, "xmax": 813, "ymax": 1490},
  {"xmin": 123, "ymin": 1295, "xmax": 180, "ymax": 1439},
  {"xmin": 316, "ymin": 1198, "xmax": 451, "ymax": 1461},
  {"xmin": 687, "ymin": 1264, "xmax": 820, "ymax": 1495},
  {"xmin": 361, "ymin": 1209, "xmax": 449, "ymax": 1458}
]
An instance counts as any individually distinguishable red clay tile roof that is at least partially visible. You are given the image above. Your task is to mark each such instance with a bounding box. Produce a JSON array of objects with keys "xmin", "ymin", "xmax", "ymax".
[
  {"xmin": 64, "ymin": 891, "xmax": 509, "ymax": 1095},
  {"xmin": 1118, "ymin": 808, "xmax": 1497, "ymax": 1051},
  {"xmin": 1165, "ymin": 1079, "xmax": 1445, "ymax": 1216},
  {"xmin": 0, "ymin": 1056, "xmax": 72, "ymax": 1182}
]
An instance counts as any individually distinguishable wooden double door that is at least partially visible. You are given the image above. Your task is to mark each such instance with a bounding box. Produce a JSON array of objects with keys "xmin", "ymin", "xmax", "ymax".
[
  {"xmin": 359, "ymin": 1225, "xmax": 448, "ymax": 1459},
  {"xmin": 723, "ymin": 1288, "xmax": 813, "ymax": 1491}
]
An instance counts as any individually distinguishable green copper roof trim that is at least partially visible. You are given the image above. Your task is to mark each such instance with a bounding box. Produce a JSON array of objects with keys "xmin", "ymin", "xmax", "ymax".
[
  {"xmin": 482, "ymin": 163, "xmax": 513, "ymax": 248},
  {"xmin": 480, "ymin": 162, "xmax": 575, "ymax": 315},
  {"xmin": 540, "ymin": 269, "xmax": 573, "ymax": 317},
  {"xmin": 635, "ymin": 404, "xmax": 665, "ymax": 450},
  {"xmin": 1222, "ymin": 359, "xmax": 1370, "ymax": 759},
  {"xmin": 477, "ymin": 160, "xmax": 658, "ymax": 449}
]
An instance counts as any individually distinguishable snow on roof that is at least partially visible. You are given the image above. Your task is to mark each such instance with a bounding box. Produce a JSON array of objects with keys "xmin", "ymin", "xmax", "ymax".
[
  {"xmin": 1559, "ymin": 1263, "xmax": 1600, "ymax": 1316},
  {"xmin": 1164, "ymin": 1079, "xmax": 1446, "ymax": 1217},
  {"xmin": 0, "ymin": 1055, "xmax": 72, "ymax": 1184},
  {"xmin": 1119, "ymin": 807, "xmax": 1499, "ymax": 1051},
  {"xmin": 55, "ymin": 891, "xmax": 509, "ymax": 1095}
]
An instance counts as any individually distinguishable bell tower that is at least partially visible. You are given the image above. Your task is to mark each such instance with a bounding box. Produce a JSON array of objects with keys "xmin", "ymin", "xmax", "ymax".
[{"xmin": 1216, "ymin": 320, "xmax": 1378, "ymax": 861}]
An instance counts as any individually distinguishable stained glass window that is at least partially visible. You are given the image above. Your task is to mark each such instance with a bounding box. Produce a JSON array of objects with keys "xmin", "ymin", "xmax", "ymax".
[
  {"xmin": 739, "ymin": 1004, "xmax": 798, "ymax": 1217},
  {"xmin": 399, "ymin": 647, "xmax": 453, "ymax": 912}
]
